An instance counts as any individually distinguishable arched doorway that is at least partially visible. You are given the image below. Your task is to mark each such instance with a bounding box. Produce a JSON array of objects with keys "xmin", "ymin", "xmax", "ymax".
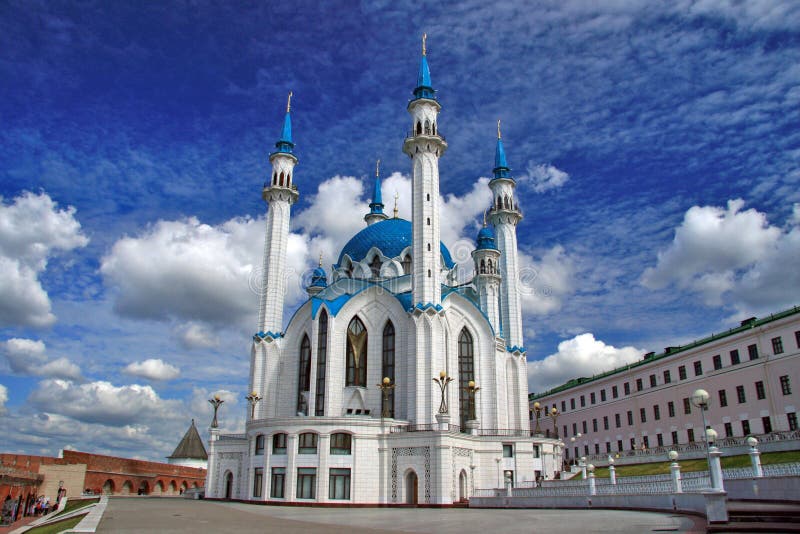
[
  {"xmin": 102, "ymin": 479, "xmax": 115, "ymax": 495},
  {"xmin": 224, "ymin": 472, "xmax": 233, "ymax": 500},
  {"xmin": 405, "ymin": 471, "xmax": 418, "ymax": 505},
  {"xmin": 152, "ymin": 481, "xmax": 163, "ymax": 496},
  {"xmin": 180, "ymin": 481, "xmax": 188, "ymax": 495},
  {"xmin": 121, "ymin": 480, "xmax": 133, "ymax": 495},
  {"xmin": 169, "ymin": 481, "xmax": 177, "ymax": 495},
  {"xmin": 138, "ymin": 481, "xmax": 149, "ymax": 495},
  {"xmin": 459, "ymin": 470, "xmax": 468, "ymax": 502}
]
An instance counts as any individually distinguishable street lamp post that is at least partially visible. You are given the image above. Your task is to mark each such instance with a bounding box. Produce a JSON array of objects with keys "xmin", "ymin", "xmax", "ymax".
[
  {"xmin": 532, "ymin": 402, "xmax": 542, "ymax": 435},
  {"xmin": 432, "ymin": 371, "xmax": 454, "ymax": 414},
  {"xmin": 466, "ymin": 380, "xmax": 480, "ymax": 421},
  {"xmin": 691, "ymin": 389, "xmax": 713, "ymax": 486},
  {"xmin": 377, "ymin": 377, "xmax": 395, "ymax": 418},
  {"xmin": 549, "ymin": 407, "xmax": 559, "ymax": 438},
  {"xmin": 208, "ymin": 394, "xmax": 224, "ymax": 428},
  {"xmin": 245, "ymin": 391, "xmax": 261, "ymax": 420}
]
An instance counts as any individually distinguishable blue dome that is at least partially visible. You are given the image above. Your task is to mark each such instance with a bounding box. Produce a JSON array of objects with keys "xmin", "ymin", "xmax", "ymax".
[
  {"xmin": 310, "ymin": 266, "xmax": 328, "ymax": 288},
  {"xmin": 338, "ymin": 218, "xmax": 455, "ymax": 268},
  {"xmin": 476, "ymin": 225, "xmax": 496, "ymax": 250}
]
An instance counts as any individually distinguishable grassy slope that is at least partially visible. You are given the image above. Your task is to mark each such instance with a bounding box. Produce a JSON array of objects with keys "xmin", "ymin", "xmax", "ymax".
[{"xmin": 590, "ymin": 450, "xmax": 800, "ymax": 478}]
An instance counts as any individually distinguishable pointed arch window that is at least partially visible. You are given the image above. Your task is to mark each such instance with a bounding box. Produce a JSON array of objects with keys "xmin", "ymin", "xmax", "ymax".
[
  {"xmin": 458, "ymin": 328, "xmax": 475, "ymax": 430},
  {"xmin": 297, "ymin": 335, "xmax": 311, "ymax": 415},
  {"xmin": 382, "ymin": 321, "xmax": 395, "ymax": 418},
  {"xmin": 487, "ymin": 259, "xmax": 493, "ymax": 274},
  {"xmin": 279, "ymin": 172, "xmax": 285, "ymax": 187},
  {"xmin": 315, "ymin": 311, "xmax": 328, "ymax": 416},
  {"xmin": 401, "ymin": 254, "xmax": 412, "ymax": 275},
  {"xmin": 424, "ymin": 119, "xmax": 431, "ymax": 135},
  {"xmin": 480, "ymin": 259, "xmax": 486, "ymax": 274},
  {"xmin": 346, "ymin": 317, "xmax": 367, "ymax": 387},
  {"xmin": 416, "ymin": 121, "xmax": 422, "ymax": 135},
  {"xmin": 497, "ymin": 196, "xmax": 502, "ymax": 209},
  {"xmin": 370, "ymin": 256, "xmax": 382, "ymax": 278}
]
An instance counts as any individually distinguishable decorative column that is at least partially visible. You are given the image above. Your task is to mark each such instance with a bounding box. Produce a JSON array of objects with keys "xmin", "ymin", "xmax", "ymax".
[
  {"xmin": 580, "ymin": 456, "xmax": 587, "ymax": 480},
  {"xmin": 708, "ymin": 444, "xmax": 725, "ymax": 492},
  {"xmin": 587, "ymin": 464, "xmax": 596, "ymax": 496},
  {"xmin": 746, "ymin": 436, "xmax": 763, "ymax": 477},
  {"xmin": 608, "ymin": 457, "xmax": 617, "ymax": 485},
  {"xmin": 669, "ymin": 450, "xmax": 682, "ymax": 493}
]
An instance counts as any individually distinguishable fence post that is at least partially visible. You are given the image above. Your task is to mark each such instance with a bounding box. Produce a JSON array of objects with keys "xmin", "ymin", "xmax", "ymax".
[
  {"xmin": 588, "ymin": 464, "xmax": 596, "ymax": 496},
  {"xmin": 746, "ymin": 436, "xmax": 763, "ymax": 478},
  {"xmin": 609, "ymin": 459, "xmax": 617, "ymax": 485},
  {"xmin": 708, "ymin": 446, "xmax": 725, "ymax": 492},
  {"xmin": 669, "ymin": 450, "xmax": 682, "ymax": 493}
]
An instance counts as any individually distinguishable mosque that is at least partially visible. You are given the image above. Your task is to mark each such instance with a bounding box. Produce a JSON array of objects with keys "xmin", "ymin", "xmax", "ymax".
[{"xmin": 205, "ymin": 37, "xmax": 562, "ymax": 505}]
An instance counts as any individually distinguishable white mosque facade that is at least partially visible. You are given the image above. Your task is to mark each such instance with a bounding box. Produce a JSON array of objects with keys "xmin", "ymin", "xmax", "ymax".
[{"xmin": 205, "ymin": 41, "xmax": 562, "ymax": 505}]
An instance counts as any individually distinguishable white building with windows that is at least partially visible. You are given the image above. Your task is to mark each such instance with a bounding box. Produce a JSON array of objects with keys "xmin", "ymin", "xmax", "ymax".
[
  {"xmin": 205, "ymin": 40, "xmax": 561, "ymax": 505},
  {"xmin": 529, "ymin": 307, "xmax": 800, "ymax": 467}
]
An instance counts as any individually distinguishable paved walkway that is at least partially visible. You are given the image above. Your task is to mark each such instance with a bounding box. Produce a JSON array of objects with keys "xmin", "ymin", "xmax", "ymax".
[{"xmin": 97, "ymin": 497, "xmax": 707, "ymax": 533}]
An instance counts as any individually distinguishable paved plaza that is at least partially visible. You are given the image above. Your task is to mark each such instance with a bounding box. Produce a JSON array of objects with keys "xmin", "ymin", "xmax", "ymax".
[{"xmin": 96, "ymin": 497, "xmax": 706, "ymax": 533}]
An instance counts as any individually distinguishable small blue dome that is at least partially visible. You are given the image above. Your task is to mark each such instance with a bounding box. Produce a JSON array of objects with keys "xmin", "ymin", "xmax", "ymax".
[
  {"xmin": 476, "ymin": 225, "xmax": 496, "ymax": 250},
  {"xmin": 338, "ymin": 218, "xmax": 455, "ymax": 268},
  {"xmin": 310, "ymin": 266, "xmax": 327, "ymax": 288}
]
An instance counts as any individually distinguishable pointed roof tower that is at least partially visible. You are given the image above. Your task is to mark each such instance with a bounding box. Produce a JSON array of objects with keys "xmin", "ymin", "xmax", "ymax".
[
  {"xmin": 493, "ymin": 119, "xmax": 511, "ymax": 180},
  {"xmin": 273, "ymin": 91, "xmax": 294, "ymax": 155},
  {"xmin": 364, "ymin": 159, "xmax": 389, "ymax": 225},
  {"xmin": 168, "ymin": 419, "xmax": 208, "ymax": 462},
  {"xmin": 413, "ymin": 33, "xmax": 435, "ymax": 100}
]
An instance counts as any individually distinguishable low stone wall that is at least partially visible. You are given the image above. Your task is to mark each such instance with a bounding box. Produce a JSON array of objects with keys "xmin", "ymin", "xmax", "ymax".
[
  {"xmin": 471, "ymin": 492, "xmax": 704, "ymax": 515},
  {"xmin": 725, "ymin": 476, "xmax": 800, "ymax": 502}
]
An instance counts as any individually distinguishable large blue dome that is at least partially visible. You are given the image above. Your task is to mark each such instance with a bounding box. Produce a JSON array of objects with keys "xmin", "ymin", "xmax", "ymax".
[{"xmin": 337, "ymin": 218, "xmax": 455, "ymax": 268}]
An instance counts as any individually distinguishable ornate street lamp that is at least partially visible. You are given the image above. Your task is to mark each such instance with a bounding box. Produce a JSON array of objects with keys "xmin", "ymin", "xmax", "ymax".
[
  {"xmin": 208, "ymin": 394, "xmax": 224, "ymax": 428},
  {"xmin": 549, "ymin": 407, "xmax": 560, "ymax": 438},
  {"xmin": 466, "ymin": 380, "xmax": 480, "ymax": 421},
  {"xmin": 532, "ymin": 402, "xmax": 542, "ymax": 435},
  {"xmin": 377, "ymin": 377, "xmax": 395, "ymax": 418},
  {"xmin": 691, "ymin": 388, "xmax": 713, "ymax": 478},
  {"xmin": 245, "ymin": 391, "xmax": 262, "ymax": 419},
  {"xmin": 433, "ymin": 371, "xmax": 454, "ymax": 414}
]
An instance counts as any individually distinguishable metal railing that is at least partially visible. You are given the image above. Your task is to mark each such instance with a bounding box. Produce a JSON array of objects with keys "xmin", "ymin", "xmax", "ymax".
[{"xmin": 218, "ymin": 433, "xmax": 247, "ymax": 441}]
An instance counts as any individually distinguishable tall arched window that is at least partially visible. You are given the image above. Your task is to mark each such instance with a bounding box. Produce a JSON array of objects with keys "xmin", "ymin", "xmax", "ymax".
[
  {"xmin": 346, "ymin": 317, "xmax": 367, "ymax": 387},
  {"xmin": 297, "ymin": 335, "xmax": 311, "ymax": 414},
  {"xmin": 315, "ymin": 310, "xmax": 328, "ymax": 416},
  {"xmin": 458, "ymin": 328, "xmax": 475, "ymax": 430},
  {"xmin": 382, "ymin": 321, "xmax": 395, "ymax": 418},
  {"xmin": 370, "ymin": 256, "xmax": 382, "ymax": 278},
  {"xmin": 402, "ymin": 254, "xmax": 412, "ymax": 275},
  {"xmin": 416, "ymin": 121, "xmax": 422, "ymax": 135}
]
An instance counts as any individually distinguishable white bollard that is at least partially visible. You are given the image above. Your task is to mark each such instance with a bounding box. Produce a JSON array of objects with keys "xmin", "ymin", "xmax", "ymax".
[
  {"xmin": 708, "ymin": 446, "xmax": 725, "ymax": 492},
  {"xmin": 588, "ymin": 472, "xmax": 596, "ymax": 495},
  {"xmin": 609, "ymin": 464, "xmax": 617, "ymax": 485},
  {"xmin": 671, "ymin": 462, "xmax": 682, "ymax": 493},
  {"xmin": 746, "ymin": 436, "xmax": 763, "ymax": 477}
]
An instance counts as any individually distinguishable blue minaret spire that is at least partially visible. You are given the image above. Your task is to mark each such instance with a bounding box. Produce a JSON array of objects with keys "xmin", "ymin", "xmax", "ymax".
[
  {"xmin": 274, "ymin": 91, "xmax": 294, "ymax": 154},
  {"xmin": 413, "ymin": 33, "xmax": 435, "ymax": 100},
  {"xmin": 493, "ymin": 119, "xmax": 511, "ymax": 179},
  {"xmin": 364, "ymin": 159, "xmax": 389, "ymax": 225}
]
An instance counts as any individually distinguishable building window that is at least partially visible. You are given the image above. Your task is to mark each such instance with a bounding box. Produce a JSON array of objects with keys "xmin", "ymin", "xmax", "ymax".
[
  {"xmin": 796, "ymin": 330, "xmax": 800, "ymax": 349},
  {"xmin": 612, "ymin": 385, "xmax": 618, "ymax": 399},
  {"xmin": 742, "ymin": 419, "xmax": 750, "ymax": 435},
  {"xmin": 627, "ymin": 411, "xmax": 633, "ymax": 426},
  {"xmin": 572, "ymin": 422, "xmax": 577, "ymax": 435},
  {"xmin": 683, "ymin": 398, "xmax": 691, "ymax": 414},
  {"xmin": 617, "ymin": 439, "xmax": 623, "ymax": 452},
  {"xmin": 671, "ymin": 431, "xmax": 678, "ymax": 445},
  {"xmin": 615, "ymin": 413, "xmax": 621, "ymax": 428},
  {"xmin": 296, "ymin": 468, "xmax": 317, "ymax": 499},
  {"xmin": 590, "ymin": 392, "xmax": 596, "ymax": 404},
  {"xmin": 401, "ymin": 254, "xmax": 411, "ymax": 275},
  {"xmin": 654, "ymin": 405, "xmax": 660, "ymax": 421},
  {"xmin": 252, "ymin": 467, "xmax": 263, "ymax": 498},
  {"xmin": 730, "ymin": 349, "xmax": 740, "ymax": 365},
  {"xmin": 534, "ymin": 445, "xmax": 540, "ymax": 458},
  {"xmin": 594, "ymin": 443, "xmax": 600, "ymax": 454},
  {"xmin": 629, "ymin": 438, "xmax": 636, "ymax": 451},
  {"xmin": 606, "ymin": 442, "xmax": 611, "ymax": 453},
  {"xmin": 663, "ymin": 370, "xmax": 671, "ymax": 384},
  {"xmin": 762, "ymin": 416, "xmax": 772, "ymax": 433},
  {"xmin": 561, "ymin": 400, "xmax": 566, "ymax": 412},
  {"xmin": 570, "ymin": 398, "xmax": 575, "ymax": 410},
  {"xmin": 678, "ymin": 366, "xmax": 687, "ymax": 380},
  {"xmin": 270, "ymin": 467, "xmax": 286, "ymax": 498},
  {"xmin": 382, "ymin": 321, "xmax": 395, "ymax": 418},
  {"xmin": 713, "ymin": 354, "xmax": 722, "ymax": 370},
  {"xmin": 562, "ymin": 425, "xmax": 567, "ymax": 438},
  {"xmin": 687, "ymin": 429, "xmax": 695, "ymax": 443},
  {"xmin": 668, "ymin": 401, "xmax": 675, "ymax": 418},
  {"xmin": 592, "ymin": 419, "xmax": 598, "ymax": 432},
  {"xmin": 642, "ymin": 436, "xmax": 650, "ymax": 449},
  {"xmin": 298, "ymin": 433, "xmax": 318, "ymax": 454},
  {"xmin": 345, "ymin": 316, "xmax": 367, "ymax": 387},
  {"xmin": 603, "ymin": 416, "xmax": 609, "ymax": 430},
  {"xmin": 636, "ymin": 378, "xmax": 643, "ymax": 391},
  {"xmin": 273, "ymin": 433, "xmax": 287, "ymax": 455},
  {"xmin": 315, "ymin": 310, "xmax": 328, "ymax": 416},
  {"xmin": 755, "ymin": 380, "xmax": 766, "ymax": 400},
  {"xmin": 718, "ymin": 389, "xmax": 727, "ymax": 407},
  {"xmin": 297, "ymin": 335, "xmax": 312, "ymax": 414},
  {"xmin": 580, "ymin": 395, "xmax": 585, "ymax": 407},
  {"xmin": 582, "ymin": 421, "xmax": 587, "ymax": 434},
  {"xmin": 736, "ymin": 385, "xmax": 746, "ymax": 404},
  {"xmin": 788, "ymin": 412, "xmax": 798, "ymax": 431},
  {"xmin": 640, "ymin": 407, "xmax": 646, "ymax": 423},
  {"xmin": 624, "ymin": 382, "xmax": 630, "ymax": 395},
  {"xmin": 503, "ymin": 444, "xmax": 514, "ymax": 458},
  {"xmin": 254, "ymin": 434, "xmax": 265, "ymax": 455},
  {"xmin": 724, "ymin": 422, "xmax": 733, "ymax": 437},
  {"xmin": 780, "ymin": 375, "xmax": 792, "ymax": 395},
  {"xmin": 329, "ymin": 469, "xmax": 351, "ymax": 500},
  {"xmin": 584, "ymin": 444, "xmax": 589, "ymax": 455},
  {"xmin": 772, "ymin": 336, "xmax": 784, "ymax": 354},
  {"xmin": 649, "ymin": 374, "xmax": 657, "ymax": 388},
  {"xmin": 458, "ymin": 328, "xmax": 475, "ymax": 429},
  {"xmin": 694, "ymin": 361, "xmax": 702, "ymax": 376},
  {"xmin": 748, "ymin": 344, "xmax": 759, "ymax": 360},
  {"xmin": 330, "ymin": 433, "xmax": 352, "ymax": 455},
  {"xmin": 600, "ymin": 389, "xmax": 606, "ymax": 402}
]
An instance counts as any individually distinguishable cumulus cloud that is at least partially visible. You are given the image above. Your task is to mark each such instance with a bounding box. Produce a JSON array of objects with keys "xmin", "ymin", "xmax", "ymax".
[
  {"xmin": 123, "ymin": 358, "xmax": 180, "ymax": 381},
  {"xmin": 176, "ymin": 322, "xmax": 219, "ymax": 349},
  {"xmin": 519, "ymin": 163, "xmax": 570, "ymax": 193},
  {"xmin": 0, "ymin": 384, "xmax": 7, "ymax": 412},
  {"xmin": 2, "ymin": 338, "xmax": 82, "ymax": 380},
  {"xmin": 0, "ymin": 191, "xmax": 89, "ymax": 327},
  {"xmin": 527, "ymin": 333, "xmax": 645, "ymax": 394},
  {"xmin": 518, "ymin": 245, "xmax": 575, "ymax": 315},
  {"xmin": 641, "ymin": 199, "xmax": 800, "ymax": 311}
]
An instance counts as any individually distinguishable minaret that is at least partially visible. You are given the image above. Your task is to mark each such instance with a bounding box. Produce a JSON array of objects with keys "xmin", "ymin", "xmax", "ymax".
[
  {"xmin": 487, "ymin": 120, "xmax": 524, "ymax": 349},
  {"xmin": 257, "ymin": 92, "xmax": 299, "ymax": 335},
  {"xmin": 471, "ymin": 215, "xmax": 502, "ymax": 333},
  {"xmin": 364, "ymin": 159, "xmax": 389, "ymax": 226},
  {"xmin": 402, "ymin": 34, "xmax": 448, "ymax": 306}
]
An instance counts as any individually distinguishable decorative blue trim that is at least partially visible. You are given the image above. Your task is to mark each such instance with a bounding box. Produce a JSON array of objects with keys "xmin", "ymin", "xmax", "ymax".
[
  {"xmin": 507, "ymin": 345, "xmax": 527, "ymax": 354},
  {"xmin": 254, "ymin": 331, "xmax": 284, "ymax": 342},
  {"xmin": 411, "ymin": 302, "xmax": 444, "ymax": 314},
  {"xmin": 311, "ymin": 293, "xmax": 352, "ymax": 319}
]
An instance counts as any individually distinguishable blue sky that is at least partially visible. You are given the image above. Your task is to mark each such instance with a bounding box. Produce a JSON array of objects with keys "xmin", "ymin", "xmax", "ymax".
[{"xmin": 1, "ymin": 1, "xmax": 799, "ymax": 460}]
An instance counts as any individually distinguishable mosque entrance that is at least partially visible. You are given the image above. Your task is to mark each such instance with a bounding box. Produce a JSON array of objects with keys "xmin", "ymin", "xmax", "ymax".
[
  {"xmin": 459, "ymin": 470, "xmax": 468, "ymax": 501},
  {"xmin": 224, "ymin": 472, "xmax": 233, "ymax": 500},
  {"xmin": 405, "ymin": 471, "xmax": 418, "ymax": 505}
]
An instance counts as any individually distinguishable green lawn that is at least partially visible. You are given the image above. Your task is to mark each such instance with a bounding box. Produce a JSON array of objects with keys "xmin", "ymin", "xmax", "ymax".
[
  {"xmin": 51, "ymin": 497, "xmax": 99, "ymax": 518},
  {"xmin": 25, "ymin": 513, "xmax": 86, "ymax": 534},
  {"xmin": 589, "ymin": 450, "xmax": 800, "ymax": 478}
]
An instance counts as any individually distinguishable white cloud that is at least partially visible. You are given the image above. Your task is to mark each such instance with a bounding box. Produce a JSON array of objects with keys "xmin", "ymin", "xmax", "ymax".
[
  {"xmin": 527, "ymin": 333, "xmax": 644, "ymax": 394},
  {"xmin": 518, "ymin": 163, "xmax": 570, "ymax": 193},
  {"xmin": 123, "ymin": 358, "xmax": 180, "ymax": 381},
  {"xmin": 0, "ymin": 384, "xmax": 7, "ymax": 413},
  {"xmin": 0, "ymin": 191, "xmax": 89, "ymax": 327},
  {"xmin": 518, "ymin": 245, "xmax": 575, "ymax": 315},
  {"xmin": 176, "ymin": 322, "xmax": 219, "ymax": 349},
  {"xmin": 2, "ymin": 338, "xmax": 82, "ymax": 380},
  {"xmin": 641, "ymin": 199, "xmax": 800, "ymax": 311}
]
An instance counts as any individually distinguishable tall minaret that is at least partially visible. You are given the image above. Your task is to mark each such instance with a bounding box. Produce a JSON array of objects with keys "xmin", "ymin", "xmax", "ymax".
[
  {"xmin": 257, "ymin": 92, "xmax": 299, "ymax": 335},
  {"xmin": 364, "ymin": 160, "xmax": 389, "ymax": 226},
  {"xmin": 487, "ymin": 120, "xmax": 524, "ymax": 349},
  {"xmin": 402, "ymin": 34, "xmax": 448, "ymax": 306},
  {"xmin": 471, "ymin": 216, "xmax": 502, "ymax": 334}
]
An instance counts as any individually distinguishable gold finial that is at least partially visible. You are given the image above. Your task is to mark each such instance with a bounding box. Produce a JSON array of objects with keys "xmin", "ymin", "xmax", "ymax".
[
  {"xmin": 483, "ymin": 209, "xmax": 488, "ymax": 227},
  {"xmin": 376, "ymin": 159, "xmax": 380, "ymax": 177},
  {"xmin": 286, "ymin": 91, "xmax": 293, "ymax": 113},
  {"xmin": 497, "ymin": 119, "xmax": 501, "ymax": 139},
  {"xmin": 393, "ymin": 191, "xmax": 399, "ymax": 218},
  {"xmin": 318, "ymin": 252, "xmax": 323, "ymax": 267},
  {"xmin": 422, "ymin": 33, "xmax": 427, "ymax": 56}
]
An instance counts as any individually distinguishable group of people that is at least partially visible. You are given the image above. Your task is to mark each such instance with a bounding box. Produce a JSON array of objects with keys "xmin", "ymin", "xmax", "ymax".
[
  {"xmin": 27, "ymin": 495, "xmax": 52, "ymax": 517},
  {"xmin": 0, "ymin": 494, "xmax": 52, "ymax": 526}
]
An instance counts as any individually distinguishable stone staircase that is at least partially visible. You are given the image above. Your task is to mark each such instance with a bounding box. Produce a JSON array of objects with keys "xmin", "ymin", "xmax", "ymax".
[{"xmin": 708, "ymin": 501, "xmax": 800, "ymax": 533}]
